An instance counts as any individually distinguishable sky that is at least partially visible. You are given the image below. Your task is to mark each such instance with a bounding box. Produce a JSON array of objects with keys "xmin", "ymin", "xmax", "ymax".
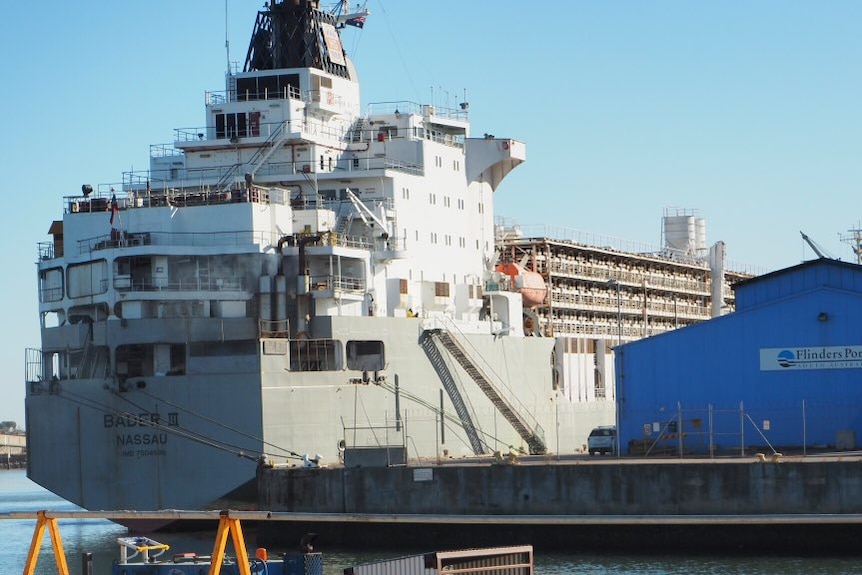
[{"xmin": 1, "ymin": 0, "xmax": 860, "ymax": 426}]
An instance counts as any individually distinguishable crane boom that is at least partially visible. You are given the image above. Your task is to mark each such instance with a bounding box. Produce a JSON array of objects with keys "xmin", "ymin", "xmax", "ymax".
[{"xmin": 800, "ymin": 231, "xmax": 830, "ymax": 259}]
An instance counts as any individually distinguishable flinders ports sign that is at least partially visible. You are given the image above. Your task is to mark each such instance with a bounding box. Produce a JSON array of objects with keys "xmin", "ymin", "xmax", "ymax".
[{"xmin": 760, "ymin": 346, "xmax": 862, "ymax": 371}]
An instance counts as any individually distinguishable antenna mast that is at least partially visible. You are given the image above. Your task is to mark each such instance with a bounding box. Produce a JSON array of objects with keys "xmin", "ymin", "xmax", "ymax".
[
  {"xmin": 225, "ymin": 0, "xmax": 230, "ymax": 75},
  {"xmin": 840, "ymin": 225, "xmax": 862, "ymax": 264}
]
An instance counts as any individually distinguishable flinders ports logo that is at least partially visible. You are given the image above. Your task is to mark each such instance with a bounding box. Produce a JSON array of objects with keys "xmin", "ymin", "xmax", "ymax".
[
  {"xmin": 777, "ymin": 350, "xmax": 795, "ymax": 368},
  {"xmin": 761, "ymin": 346, "xmax": 862, "ymax": 371}
]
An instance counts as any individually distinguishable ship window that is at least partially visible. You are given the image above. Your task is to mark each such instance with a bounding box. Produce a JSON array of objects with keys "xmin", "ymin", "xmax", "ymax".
[
  {"xmin": 227, "ymin": 114, "xmax": 236, "ymax": 138},
  {"xmin": 40, "ymin": 267, "xmax": 64, "ymax": 303},
  {"xmin": 258, "ymin": 75, "xmax": 278, "ymax": 99},
  {"xmin": 289, "ymin": 339, "xmax": 341, "ymax": 371},
  {"xmin": 346, "ymin": 341, "xmax": 385, "ymax": 371},
  {"xmin": 434, "ymin": 282, "xmax": 450, "ymax": 297},
  {"xmin": 238, "ymin": 74, "xmax": 300, "ymax": 101},
  {"xmin": 216, "ymin": 113, "xmax": 249, "ymax": 139},
  {"xmin": 67, "ymin": 260, "xmax": 108, "ymax": 298},
  {"xmin": 237, "ymin": 77, "xmax": 257, "ymax": 100}
]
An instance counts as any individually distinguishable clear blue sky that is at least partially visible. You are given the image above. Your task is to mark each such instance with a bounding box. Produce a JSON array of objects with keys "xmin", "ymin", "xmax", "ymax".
[{"xmin": 1, "ymin": 1, "xmax": 860, "ymax": 426}]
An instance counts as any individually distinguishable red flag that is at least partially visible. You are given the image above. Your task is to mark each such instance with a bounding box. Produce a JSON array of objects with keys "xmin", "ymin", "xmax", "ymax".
[{"xmin": 109, "ymin": 194, "xmax": 119, "ymax": 225}]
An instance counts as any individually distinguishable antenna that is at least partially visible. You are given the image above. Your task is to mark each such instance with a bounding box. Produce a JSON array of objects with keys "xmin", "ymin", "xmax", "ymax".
[
  {"xmin": 224, "ymin": 0, "xmax": 230, "ymax": 75},
  {"xmin": 840, "ymin": 225, "xmax": 862, "ymax": 264}
]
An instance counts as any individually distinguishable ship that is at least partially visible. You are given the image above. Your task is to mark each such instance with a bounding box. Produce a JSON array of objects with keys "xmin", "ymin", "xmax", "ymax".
[{"xmin": 25, "ymin": 0, "xmax": 749, "ymax": 514}]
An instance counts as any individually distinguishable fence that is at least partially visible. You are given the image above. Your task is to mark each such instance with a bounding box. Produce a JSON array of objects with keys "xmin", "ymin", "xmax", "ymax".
[{"xmin": 624, "ymin": 400, "xmax": 860, "ymax": 457}]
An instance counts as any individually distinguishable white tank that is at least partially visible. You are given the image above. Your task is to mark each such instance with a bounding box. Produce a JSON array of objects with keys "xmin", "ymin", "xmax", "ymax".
[
  {"xmin": 664, "ymin": 214, "xmax": 707, "ymax": 256},
  {"xmin": 695, "ymin": 218, "xmax": 707, "ymax": 256}
]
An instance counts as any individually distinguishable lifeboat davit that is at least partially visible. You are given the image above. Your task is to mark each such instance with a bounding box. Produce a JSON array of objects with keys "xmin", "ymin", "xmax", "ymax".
[{"xmin": 496, "ymin": 263, "xmax": 547, "ymax": 306}]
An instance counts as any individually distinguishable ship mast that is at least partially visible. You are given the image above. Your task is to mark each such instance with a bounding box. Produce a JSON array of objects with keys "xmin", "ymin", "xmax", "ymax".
[
  {"xmin": 841, "ymin": 226, "xmax": 862, "ymax": 264},
  {"xmin": 243, "ymin": 0, "xmax": 365, "ymax": 77}
]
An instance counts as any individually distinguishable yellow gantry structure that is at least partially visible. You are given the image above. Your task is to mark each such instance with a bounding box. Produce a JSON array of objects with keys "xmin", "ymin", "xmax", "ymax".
[{"xmin": 21, "ymin": 509, "xmax": 254, "ymax": 575}]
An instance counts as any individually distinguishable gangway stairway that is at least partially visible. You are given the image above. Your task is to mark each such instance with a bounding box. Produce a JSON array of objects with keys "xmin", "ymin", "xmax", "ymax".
[
  {"xmin": 420, "ymin": 332, "xmax": 485, "ymax": 455},
  {"xmin": 422, "ymin": 329, "xmax": 547, "ymax": 455}
]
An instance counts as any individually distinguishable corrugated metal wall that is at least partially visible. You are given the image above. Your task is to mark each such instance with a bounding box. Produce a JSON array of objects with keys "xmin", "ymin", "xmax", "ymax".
[{"xmin": 617, "ymin": 260, "xmax": 862, "ymax": 453}]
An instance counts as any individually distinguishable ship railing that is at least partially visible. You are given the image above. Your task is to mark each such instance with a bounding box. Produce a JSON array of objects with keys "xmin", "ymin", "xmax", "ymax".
[
  {"xmin": 308, "ymin": 274, "xmax": 365, "ymax": 293},
  {"xmin": 425, "ymin": 130, "xmax": 465, "ymax": 149},
  {"xmin": 311, "ymin": 196, "xmax": 395, "ymax": 212},
  {"xmin": 120, "ymin": 172, "xmax": 285, "ymax": 205},
  {"xmin": 39, "ymin": 286, "xmax": 64, "ymax": 304},
  {"xmin": 118, "ymin": 154, "xmax": 419, "ymax": 195},
  {"xmin": 259, "ymin": 319, "xmax": 290, "ymax": 339},
  {"xmin": 207, "ymin": 84, "xmax": 302, "ymax": 105},
  {"xmin": 77, "ymin": 230, "xmax": 277, "ymax": 255},
  {"xmin": 341, "ymin": 418, "xmax": 408, "ymax": 466},
  {"xmin": 366, "ymin": 100, "xmax": 469, "ymax": 122},
  {"xmin": 37, "ymin": 241, "xmax": 55, "ymax": 261},
  {"xmin": 173, "ymin": 117, "xmax": 348, "ymax": 146},
  {"xmin": 149, "ymin": 143, "xmax": 182, "ymax": 158},
  {"xmin": 548, "ymin": 259, "xmax": 711, "ymax": 295},
  {"xmin": 114, "ymin": 276, "xmax": 247, "ymax": 293},
  {"xmin": 383, "ymin": 157, "xmax": 424, "ymax": 175},
  {"xmin": 24, "ymin": 348, "xmax": 43, "ymax": 384}
]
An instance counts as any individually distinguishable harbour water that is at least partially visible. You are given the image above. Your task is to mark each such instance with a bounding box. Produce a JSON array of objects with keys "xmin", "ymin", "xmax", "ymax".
[{"xmin": 2, "ymin": 469, "xmax": 861, "ymax": 574}]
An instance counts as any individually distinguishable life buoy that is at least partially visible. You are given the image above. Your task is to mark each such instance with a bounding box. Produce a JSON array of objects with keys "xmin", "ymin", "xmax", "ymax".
[
  {"xmin": 502, "ymin": 141, "xmax": 510, "ymax": 150},
  {"xmin": 326, "ymin": 91, "xmax": 334, "ymax": 105}
]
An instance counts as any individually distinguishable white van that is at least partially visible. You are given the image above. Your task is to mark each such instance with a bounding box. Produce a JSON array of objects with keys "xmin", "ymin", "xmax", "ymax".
[{"xmin": 587, "ymin": 425, "xmax": 616, "ymax": 455}]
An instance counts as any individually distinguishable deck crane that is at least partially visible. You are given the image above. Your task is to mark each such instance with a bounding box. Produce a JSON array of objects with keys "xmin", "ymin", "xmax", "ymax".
[{"xmin": 800, "ymin": 231, "xmax": 833, "ymax": 259}]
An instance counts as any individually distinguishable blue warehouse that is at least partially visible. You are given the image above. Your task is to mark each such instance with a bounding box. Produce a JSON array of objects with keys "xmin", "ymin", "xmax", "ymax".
[{"xmin": 616, "ymin": 258, "xmax": 862, "ymax": 455}]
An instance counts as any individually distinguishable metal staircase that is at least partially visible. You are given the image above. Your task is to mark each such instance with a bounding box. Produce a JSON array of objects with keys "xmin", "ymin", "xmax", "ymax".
[
  {"xmin": 420, "ymin": 331, "xmax": 485, "ymax": 455},
  {"xmin": 429, "ymin": 329, "xmax": 547, "ymax": 455},
  {"xmin": 216, "ymin": 120, "xmax": 291, "ymax": 193},
  {"xmin": 349, "ymin": 118, "xmax": 367, "ymax": 142}
]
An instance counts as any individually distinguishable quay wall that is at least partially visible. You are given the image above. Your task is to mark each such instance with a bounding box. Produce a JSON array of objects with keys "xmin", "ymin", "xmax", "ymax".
[
  {"xmin": 259, "ymin": 459, "xmax": 862, "ymax": 516},
  {"xmin": 256, "ymin": 459, "xmax": 862, "ymax": 552}
]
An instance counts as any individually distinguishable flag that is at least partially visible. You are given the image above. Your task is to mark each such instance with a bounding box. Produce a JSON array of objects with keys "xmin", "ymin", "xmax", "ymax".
[
  {"xmin": 109, "ymin": 194, "xmax": 119, "ymax": 225},
  {"xmin": 346, "ymin": 16, "xmax": 365, "ymax": 28}
]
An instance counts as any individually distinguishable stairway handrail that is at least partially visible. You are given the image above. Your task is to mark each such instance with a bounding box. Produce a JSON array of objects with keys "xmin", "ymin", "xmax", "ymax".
[{"xmin": 423, "ymin": 315, "xmax": 545, "ymax": 448}]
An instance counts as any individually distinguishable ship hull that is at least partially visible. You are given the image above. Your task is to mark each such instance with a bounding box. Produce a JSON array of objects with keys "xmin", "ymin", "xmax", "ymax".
[{"xmin": 26, "ymin": 315, "xmax": 613, "ymax": 512}]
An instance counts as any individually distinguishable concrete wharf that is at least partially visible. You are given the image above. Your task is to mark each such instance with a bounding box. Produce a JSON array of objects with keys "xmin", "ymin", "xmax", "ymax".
[{"xmin": 256, "ymin": 453, "xmax": 862, "ymax": 553}]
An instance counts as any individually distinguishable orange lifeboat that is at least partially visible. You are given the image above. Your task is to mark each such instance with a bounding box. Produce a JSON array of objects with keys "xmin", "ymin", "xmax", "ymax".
[{"xmin": 496, "ymin": 262, "xmax": 547, "ymax": 306}]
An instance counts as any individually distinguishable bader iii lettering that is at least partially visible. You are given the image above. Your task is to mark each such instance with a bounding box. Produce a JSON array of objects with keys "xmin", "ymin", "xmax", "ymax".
[{"xmin": 103, "ymin": 412, "xmax": 179, "ymax": 428}]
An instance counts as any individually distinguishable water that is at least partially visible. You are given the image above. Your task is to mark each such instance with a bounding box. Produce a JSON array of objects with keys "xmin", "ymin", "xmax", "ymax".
[{"xmin": 2, "ymin": 469, "xmax": 862, "ymax": 574}]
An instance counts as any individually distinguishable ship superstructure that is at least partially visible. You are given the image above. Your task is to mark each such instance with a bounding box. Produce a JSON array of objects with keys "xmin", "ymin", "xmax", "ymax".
[
  {"xmin": 26, "ymin": 1, "xmax": 749, "ymax": 514},
  {"xmin": 26, "ymin": 0, "xmax": 556, "ymax": 513}
]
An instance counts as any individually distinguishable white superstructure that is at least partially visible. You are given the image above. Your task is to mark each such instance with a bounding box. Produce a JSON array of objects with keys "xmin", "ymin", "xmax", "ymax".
[{"xmin": 25, "ymin": 1, "xmax": 750, "ymax": 515}]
